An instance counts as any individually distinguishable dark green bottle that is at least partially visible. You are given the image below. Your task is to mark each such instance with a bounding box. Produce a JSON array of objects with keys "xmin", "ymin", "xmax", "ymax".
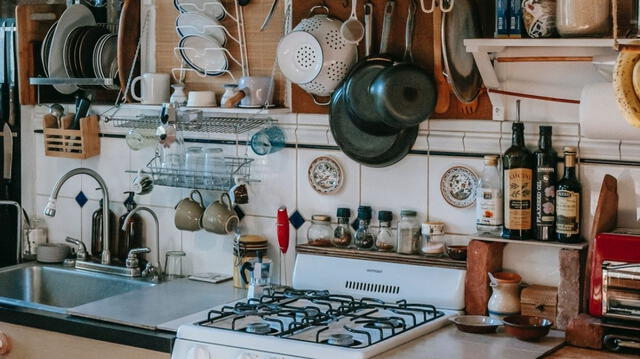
[
  {"xmin": 534, "ymin": 126, "xmax": 557, "ymax": 241},
  {"xmin": 502, "ymin": 122, "xmax": 534, "ymax": 240},
  {"xmin": 556, "ymin": 147, "xmax": 582, "ymax": 243}
]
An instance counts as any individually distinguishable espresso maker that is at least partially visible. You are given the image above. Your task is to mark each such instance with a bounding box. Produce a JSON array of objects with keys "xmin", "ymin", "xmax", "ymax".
[{"xmin": 240, "ymin": 251, "xmax": 272, "ymax": 299}]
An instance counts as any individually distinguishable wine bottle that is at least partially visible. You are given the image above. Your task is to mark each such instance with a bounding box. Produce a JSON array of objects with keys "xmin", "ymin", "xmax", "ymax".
[
  {"xmin": 533, "ymin": 126, "xmax": 557, "ymax": 241},
  {"xmin": 502, "ymin": 121, "xmax": 534, "ymax": 240},
  {"xmin": 556, "ymin": 147, "xmax": 581, "ymax": 243}
]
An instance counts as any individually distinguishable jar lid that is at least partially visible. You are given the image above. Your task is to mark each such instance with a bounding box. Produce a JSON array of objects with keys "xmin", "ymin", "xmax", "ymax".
[
  {"xmin": 564, "ymin": 146, "xmax": 577, "ymax": 154},
  {"xmin": 357, "ymin": 206, "xmax": 372, "ymax": 220},
  {"xmin": 378, "ymin": 210, "xmax": 392, "ymax": 222},
  {"xmin": 337, "ymin": 207, "xmax": 351, "ymax": 218},
  {"xmin": 400, "ymin": 209, "xmax": 417, "ymax": 217},
  {"xmin": 311, "ymin": 215, "xmax": 331, "ymax": 222},
  {"xmin": 539, "ymin": 125, "xmax": 552, "ymax": 135},
  {"xmin": 239, "ymin": 235, "xmax": 267, "ymax": 244},
  {"xmin": 421, "ymin": 222, "xmax": 445, "ymax": 235}
]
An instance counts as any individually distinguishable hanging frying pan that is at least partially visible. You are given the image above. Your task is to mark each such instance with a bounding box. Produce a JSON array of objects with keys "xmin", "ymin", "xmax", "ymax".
[
  {"xmin": 330, "ymin": 86, "xmax": 418, "ymax": 168},
  {"xmin": 369, "ymin": 0, "xmax": 436, "ymax": 129},
  {"xmin": 442, "ymin": 0, "xmax": 482, "ymax": 103}
]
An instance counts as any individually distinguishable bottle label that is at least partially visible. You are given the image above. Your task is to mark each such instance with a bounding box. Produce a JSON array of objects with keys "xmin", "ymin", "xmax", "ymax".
[
  {"xmin": 557, "ymin": 190, "xmax": 579, "ymax": 234},
  {"xmin": 504, "ymin": 168, "xmax": 533, "ymax": 230},
  {"xmin": 536, "ymin": 167, "xmax": 556, "ymax": 226},
  {"xmin": 476, "ymin": 189, "xmax": 503, "ymax": 226}
]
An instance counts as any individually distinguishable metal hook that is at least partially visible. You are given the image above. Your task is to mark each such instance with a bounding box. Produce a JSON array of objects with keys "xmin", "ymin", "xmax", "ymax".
[
  {"xmin": 420, "ymin": 0, "xmax": 436, "ymax": 13},
  {"xmin": 440, "ymin": 0, "xmax": 455, "ymax": 13}
]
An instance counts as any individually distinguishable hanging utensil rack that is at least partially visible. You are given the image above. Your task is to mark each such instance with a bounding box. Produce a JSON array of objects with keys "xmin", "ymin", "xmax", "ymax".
[{"xmin": 172, "ymin": 0, "xmax": 247, "ymax": 82}]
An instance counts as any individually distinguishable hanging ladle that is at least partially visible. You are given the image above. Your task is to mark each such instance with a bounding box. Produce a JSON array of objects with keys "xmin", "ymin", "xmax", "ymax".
[{"xmin": 341, "ymin": 0, "xmax": 365, "ymax": 44}]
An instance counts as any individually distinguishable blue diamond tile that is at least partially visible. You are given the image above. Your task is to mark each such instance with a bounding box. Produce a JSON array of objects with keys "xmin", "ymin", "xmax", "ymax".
[
  {"xmin": 234, "ymin": 205, "xmax": 245, "ymax": 221},
  {"xmin": 289, "ymin": 210, "xmax": 305, "ymax": 230},
  {"xmin": 75, "ymin": 191, "xmax": 88, "ymax": 207}
]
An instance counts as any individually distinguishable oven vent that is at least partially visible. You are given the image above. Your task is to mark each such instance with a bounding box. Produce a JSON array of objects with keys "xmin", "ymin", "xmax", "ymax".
[{"xmin": 345, "ymin": 281, "xmax": 400, "ymax": 294}]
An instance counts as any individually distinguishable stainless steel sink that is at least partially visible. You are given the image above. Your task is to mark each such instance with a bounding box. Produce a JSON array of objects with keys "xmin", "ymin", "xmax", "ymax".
[{"xmin": 0, "ymin": 262, "xmax": 155, "ymax": 313}]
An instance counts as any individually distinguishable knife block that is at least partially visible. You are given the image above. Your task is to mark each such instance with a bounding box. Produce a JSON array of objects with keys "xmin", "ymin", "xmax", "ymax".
[{"xmin": 42, "ymin": 114, "xmax": 100, "ymax": 159}]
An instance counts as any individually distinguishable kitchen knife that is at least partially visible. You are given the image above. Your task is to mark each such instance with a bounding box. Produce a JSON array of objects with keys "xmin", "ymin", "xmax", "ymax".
[
  {"xmin": 7, "ymin": 19, "xmax": 16, "ymax": 126},
  {"xmin": 277, "ymin": 206, "xmax": 289, "ymax": 254},
  {"xmin": 72, "ymin": 96, "xmax": 91, "ymax": 129},
  {"xmin": 3, "ymin": 122, "xmax": 13, "ymax": 198},
  {"xmin": 0, "ymin": 19, "xmax": 6, "ymax": 126}
]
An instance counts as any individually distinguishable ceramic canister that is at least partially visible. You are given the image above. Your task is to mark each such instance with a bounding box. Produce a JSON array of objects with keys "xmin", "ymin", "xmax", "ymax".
[{"xmin": 488, "ymin": 272, "xmax": 523, "ymax": 319}]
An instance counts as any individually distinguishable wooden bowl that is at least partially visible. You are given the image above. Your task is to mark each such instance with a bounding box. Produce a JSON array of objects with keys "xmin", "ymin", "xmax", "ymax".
[
  {"xmin": 502, "ymin": 315, "xmax": 552, "ymax": 341},
  {"xmin": 449, "ymin": 315, "xmax": 502, "ymax": 334},
  {"xmin": 446, "ymin": 245, "xmax": 468, "ymax": 260}
]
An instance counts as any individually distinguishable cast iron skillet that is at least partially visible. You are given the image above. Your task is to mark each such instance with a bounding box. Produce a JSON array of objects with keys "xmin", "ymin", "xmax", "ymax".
[
  {"xmin": 330, "ymin": 86, "xmax": 418, "ymax": 168},
  {"xmin": 369, "ymin": 0, "xmax": 436, "ymax": 129}
]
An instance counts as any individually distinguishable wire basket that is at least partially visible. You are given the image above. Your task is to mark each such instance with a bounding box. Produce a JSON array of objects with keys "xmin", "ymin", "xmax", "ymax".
[{"xmin": 146, "ymin": 155, "xmax": 255, "ymax": 191}]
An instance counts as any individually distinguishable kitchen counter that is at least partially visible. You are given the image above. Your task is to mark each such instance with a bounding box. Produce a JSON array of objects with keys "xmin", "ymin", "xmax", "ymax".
[{"xmin": 374, "ymin": 325, "xmax": 565, "ymax": 359}]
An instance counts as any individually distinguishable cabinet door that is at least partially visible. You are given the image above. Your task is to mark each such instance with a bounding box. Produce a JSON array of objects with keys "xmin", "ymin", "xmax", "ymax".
[{"xmin": 0, "ymin": 322, "xmax": 170, "ymax": 359}]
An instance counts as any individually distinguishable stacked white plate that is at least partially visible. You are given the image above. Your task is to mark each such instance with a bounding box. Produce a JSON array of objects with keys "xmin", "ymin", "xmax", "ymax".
[
  {"xmin": 174, "ymin": 0, "xmax": 229, "ymax": 77},
  {"xmin": 93, "ymin": 33, "xmax": 119, "ymax": 90}
]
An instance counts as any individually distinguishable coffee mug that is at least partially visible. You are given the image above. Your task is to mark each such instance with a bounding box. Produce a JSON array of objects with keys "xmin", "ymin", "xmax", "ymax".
[
  {"xmin": 187, "ymin": 91, "xmax": 217, "ymax": 107},
  {"xmin": 229, "ymin": 177, "xmax": 249, "ymax": 205},
  {"xmin": 238, "ymin": 76, "xmax": 274, "ymax": 108},
  {"xmin": 175, "ymin": 190, "xmax": 205, "ymax": 231},
  {"xmin": 131, "ymin": 73, "xmax": 171, "ymax": 105},
  {"xmin": 201, "ymin": 193, "xmax": 240, "ymax": 234},
  {"xmin": 132, "ymin": 169, "xmax": 154, "ymax": 195}
]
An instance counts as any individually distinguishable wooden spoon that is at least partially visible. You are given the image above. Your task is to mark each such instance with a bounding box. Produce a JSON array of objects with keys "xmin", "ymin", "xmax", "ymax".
[{"xmin": 433, "ymin": 8, "xmax": 450, "ymax": 114}]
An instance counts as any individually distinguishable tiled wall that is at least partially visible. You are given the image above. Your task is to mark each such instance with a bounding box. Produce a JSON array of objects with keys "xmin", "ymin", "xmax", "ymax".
[{"xmin": 21, "ymin": 102, "xmax": 640, "ymax": 288}]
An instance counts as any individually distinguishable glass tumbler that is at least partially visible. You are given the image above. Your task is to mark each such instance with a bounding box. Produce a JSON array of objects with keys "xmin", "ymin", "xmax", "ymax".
[
  {"xmin": 160, "ymin": 152, "xmax": 184, "ymax": 186},
  {"xmin": 164, "ymin": 250, "xmax": 186, "ymax": 279},
  {"xmin": 184, "ymin": 147, "xmax": 204, "ymax": 186},
  {"xmin": 250, "ymin": 126, "xmax": 285, "ymax": 156},
  {"xmin": 204, "ymin": 148, "xmax": 225, "ymax": 189}
]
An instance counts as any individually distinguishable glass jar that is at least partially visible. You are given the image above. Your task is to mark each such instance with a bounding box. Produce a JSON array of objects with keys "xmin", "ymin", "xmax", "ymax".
[
  {"xmin": 396, "ymin": 210, "xmax": 419, "ymax": 254},
  {"xmin": 376, "ymin": 211, "xmax": 395, "ymax": 252},
  {"xmin": 332, "ymin": 208, "xmax": 352, "ymax": 248},
  {"xmin": 556, "ymin": 0, "xmax": 610, "ymax": 37},
  {"xmin": 354, "ymin": 206, "xmax": 375, "ymax": 250},
  {"xmin": 420, "ymin": 222, "xmax": 445, "ymax": 256},
  {"xmin": 307, "ymin": 215, "xmax": 333, "ymax": 247}
]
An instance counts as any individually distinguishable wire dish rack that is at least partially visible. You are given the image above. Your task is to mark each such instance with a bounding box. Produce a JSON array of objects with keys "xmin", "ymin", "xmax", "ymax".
[
  {"xmin": 106, "ymin": 112, "xmax": 275, "ymax": 134},
  {"xmin": 146, "ymin": 155, "xmax": 255, "ymax": 191}
]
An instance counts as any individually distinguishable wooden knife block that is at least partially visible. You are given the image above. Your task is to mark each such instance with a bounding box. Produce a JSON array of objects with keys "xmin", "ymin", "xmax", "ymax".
[{"xmin": 42, "ymin": 114, "xmax": 100, "ymax": 159}]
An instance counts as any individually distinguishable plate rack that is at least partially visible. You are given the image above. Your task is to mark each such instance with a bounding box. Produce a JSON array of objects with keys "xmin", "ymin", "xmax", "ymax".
[
  {"xmin": 172, "ymin": 0, "xmax": 248, "ymax": 83},
  {"xmin": 143, "ymin": 154, "xmax": 256, "ymax": 192}
]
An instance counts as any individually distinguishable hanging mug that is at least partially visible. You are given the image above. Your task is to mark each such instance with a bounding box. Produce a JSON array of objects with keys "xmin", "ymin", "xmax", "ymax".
[
  {"xmin": 174, "ymin": 190, "xmax": 205, "ymax": 231},
  {"xmin": 132, "ymin": 169, "xmax": 154, "ymax": 195},
  {"xmin": 229, "ymin": 176, "xmax": 249, "ymax": 205},
  {"xmin": 201, "ymin": 193, "xmax": 240, "ymax": 234}
]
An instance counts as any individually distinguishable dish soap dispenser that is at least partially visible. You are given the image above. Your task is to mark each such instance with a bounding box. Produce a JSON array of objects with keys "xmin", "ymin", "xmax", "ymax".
[
  {"xmin": 91, "ymin": 189, "xmax": 117, "ymax": 260},
  {"xmin": 118, "ymin": 192, "xmax": 144, "ymax": 262}
]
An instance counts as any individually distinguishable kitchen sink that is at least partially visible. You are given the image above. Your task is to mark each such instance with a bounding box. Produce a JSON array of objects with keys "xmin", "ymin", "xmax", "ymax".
[{"xmin": 0, "ymin": 262, "xmax": 155, "ymax": 313}]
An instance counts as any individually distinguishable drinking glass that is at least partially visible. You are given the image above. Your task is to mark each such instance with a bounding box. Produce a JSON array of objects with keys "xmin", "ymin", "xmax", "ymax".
[
  {"xmin": 250, "ymin": 126, "xmax": 285, "ymax": 156},
  {"xmin": 160, "ymin": 152, "xmax": 184, "ymax": 186},
  {"xmin": 185, "ymin": 147, "xmax": 204, "ymax": 187},
  {"xmin": 204, "ymin": 148, "xmax": 225, "ymax": 189},
  {"xmin": 164, "ymin": 250, "xmax": 186, "ymax": 279}
]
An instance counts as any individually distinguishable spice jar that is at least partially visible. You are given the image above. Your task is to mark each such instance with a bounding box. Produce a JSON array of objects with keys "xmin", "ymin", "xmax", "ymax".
[
  {"xmin": 354, "ymin": 206, "xmax": 375, "ymax": 250},
  {"xmin": 396, "ymin": 210, "xmax": 419, "ymax": 254},
  {"xmin": 556, "ymin": 0, "xmax": 610, "ymax": 37},
  {"xmin": 420, "ymin": 222, "xmax": 445, "ymax": 256},
  {"xmin": 376, "ymin": 211, "xmax": 395, "ymax": 252},
  {"xmin": 307, "ymin": 215, "xmax": 333, "ymax": 247},
  {"xmin": 332, "ymin": 208, "xmax": 352, "ymax": 248}
]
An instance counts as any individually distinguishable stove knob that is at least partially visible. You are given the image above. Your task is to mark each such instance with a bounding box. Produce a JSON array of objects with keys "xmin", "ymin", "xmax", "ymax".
[{"xmin": 186, "ymin": 345, "xmax": 210, "ymax": 359}]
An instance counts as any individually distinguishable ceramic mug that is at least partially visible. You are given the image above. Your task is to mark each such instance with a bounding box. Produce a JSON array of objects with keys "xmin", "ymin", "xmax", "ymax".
[
  {"xmin": 187, "ymin": 91, "xmax": 217, "ymax": 107},
  {"xmin": 175, "ymin": 190, "xmax": 205, "ymax": 231},
  {"xmin": 223, "ymin": 76, "xmax": 274, "ymax": 108},
  {"xmin": 201, "ymin": 193, "xmax": 240, "ymax": 234},
  {"xmin": 229, "ymin": 177, "xmax": 249, "ymax": 205},
  {"xmin": 132, "ymin": 169, "xmax": 154, "ymax": 195},
  {"xmin": 131, "ymin": 73, "xmax": 171, "ymax": 105}
]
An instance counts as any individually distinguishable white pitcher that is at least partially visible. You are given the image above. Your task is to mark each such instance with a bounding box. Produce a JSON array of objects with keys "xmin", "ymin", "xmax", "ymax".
[{"xmin": 488, "ymin": 272, "xmax": 522, "ymax": 320}]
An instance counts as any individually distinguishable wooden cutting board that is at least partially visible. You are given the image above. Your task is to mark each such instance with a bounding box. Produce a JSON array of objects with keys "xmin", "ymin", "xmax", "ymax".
[
  {"xmin": 118, "ymin": 0, "xmax": 140, "ymax": 103},
  {"xmin": 582, "ymin": 174, "xmax": 618, "ymax": 313}
]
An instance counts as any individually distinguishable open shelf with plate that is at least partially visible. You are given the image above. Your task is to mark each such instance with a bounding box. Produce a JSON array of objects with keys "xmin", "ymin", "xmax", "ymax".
[
  {"xmin": 467, "ymin": 233, "xmax": 588, "ymax": 250},
  {"xmin": 296, "ymin": 244, "xmax": 466, "ymax": 270}
]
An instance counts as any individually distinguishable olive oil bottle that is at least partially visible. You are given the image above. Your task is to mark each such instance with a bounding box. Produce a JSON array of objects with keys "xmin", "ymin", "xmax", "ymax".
[
  {"xmin": 556, "ymin": 147, "xmax": 582, "ymax": 243},
  {"xmin": 502, "ymin": 113, "xmax": 534, "ymax": 240},
  {"xmin": 533, "ymin": 126, "xmax": 557, "ymax": 241}
]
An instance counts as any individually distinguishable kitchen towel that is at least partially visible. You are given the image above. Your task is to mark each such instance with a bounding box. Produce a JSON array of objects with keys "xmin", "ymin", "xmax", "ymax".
[{"xmin": 579, "ymin": 82, "xmax": 640, "ymax": 141}]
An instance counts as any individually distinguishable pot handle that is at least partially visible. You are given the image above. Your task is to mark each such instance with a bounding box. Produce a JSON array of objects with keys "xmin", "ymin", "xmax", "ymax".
[
  {"xmin": 190, "ymin": 190, "xmax": 205, "ymax": 208},
  {"xmin": 310, "ymin": 93, "xmax": 331, "ymax": 106},
  {"xmin": 240, "ymin": 261, "xmax": 253, "ymax": 285},
  {"xmin": 308, "ymin": 5, "xmax": 329, "ymax": 16}
]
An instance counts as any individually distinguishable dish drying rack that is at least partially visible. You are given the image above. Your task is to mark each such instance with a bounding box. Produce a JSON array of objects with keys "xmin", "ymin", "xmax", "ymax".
[
  {"xmin": 105, "ymin": 111, "xmax": 275, "ymax": 134},
  {"xmin": 173, "ymin": 0, "xmax": 249, "ymax": 82},
  {"xmin": 144, "ymin": 154, "xmax": 256, "ymax": 192}
]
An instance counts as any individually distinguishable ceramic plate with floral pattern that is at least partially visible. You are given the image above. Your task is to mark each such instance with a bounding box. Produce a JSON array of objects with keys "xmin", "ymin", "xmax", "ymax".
[
  {"xmin": 440, "ymin": 166, "xmax": 479, "ymax": 208},
  {"xmin": 308, "ymin": 156, "xmax": 343, "ymax": 194}
]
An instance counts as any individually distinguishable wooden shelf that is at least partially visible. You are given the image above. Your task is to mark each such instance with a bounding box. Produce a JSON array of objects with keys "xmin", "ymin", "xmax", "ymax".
[
  {"xmin": 464, "ymin": 38, "xmax": 640, "ymax": 52},
  {"xmin": 296, "ymin": 245, "xmax": 466, "ymax": 270},
  {"xmin": 468, "ymin": 233, "xmax": 588, "ymax": 250}
]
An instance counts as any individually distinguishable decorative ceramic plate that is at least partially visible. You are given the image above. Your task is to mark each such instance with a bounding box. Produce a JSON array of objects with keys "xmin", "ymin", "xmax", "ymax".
[
  {"xmin": 440, "ymin": 166, "xmax": 479, "ymax": 208},
  {"xmin": 308, "ymin": 156, "xmax": 343, "ymax": 194}
]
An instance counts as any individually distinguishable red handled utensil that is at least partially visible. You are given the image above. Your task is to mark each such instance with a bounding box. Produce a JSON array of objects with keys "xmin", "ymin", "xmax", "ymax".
[{"xmin": 277, "ymin": 206, "xmax": 289, "ymax": 254}]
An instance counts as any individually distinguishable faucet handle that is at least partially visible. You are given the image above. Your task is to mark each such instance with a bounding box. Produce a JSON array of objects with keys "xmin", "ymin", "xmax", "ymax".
[
  {"xmin": 126, "ymin": 247, "xmax": 150, "ymax": 269},
  {"xmin": 65, "ymin": 237, "xmax": 87, "ymax": 261}
]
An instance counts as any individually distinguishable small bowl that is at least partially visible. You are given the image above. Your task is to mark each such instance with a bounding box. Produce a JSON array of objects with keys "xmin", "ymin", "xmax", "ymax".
[
  {"xmin": 446, "ymin": 245, "xmax": 468, "ymax": 261},
  {"xmin": 502, "ymin": 315, "xmax": 553, "ymax": 341},
  {"xmin": 36, "ymin": 243, "xmax": 70, "ymax": 263},
  {"xmin": 449, "ymin": 315, "xmax": 502, "ymax": 334}
]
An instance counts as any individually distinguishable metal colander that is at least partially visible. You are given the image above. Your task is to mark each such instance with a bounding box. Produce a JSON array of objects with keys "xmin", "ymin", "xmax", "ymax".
[{"xmin": 277, "ymin": 6, "xmax": 357, "ymax": 101}]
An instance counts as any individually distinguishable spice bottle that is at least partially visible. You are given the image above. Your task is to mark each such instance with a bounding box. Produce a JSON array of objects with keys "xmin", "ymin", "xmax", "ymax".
[
  {"xmin": 420, "ymin": 222, "xmax": 445, "ymax": 256},
  {"xmin": 376, "ymin": 211, "xmax": 395, "ymax": 252},
  {"xmin": 397, "ymin": 210, "xmax": 419, "ymax": 254},
  {"xmin": 307, "ymin": 215, "xmax": 333, "ymax": 247},
  {"xmin": 354, "ymin": 206, "xmax": 375, "ymax": 250},
  {"xmin": 476, "ymin": 155, "xmax": 503, "ymax": 236},
  {"xmin": 332, "ymin": 208, "xmax": 352, "ymax": 248}
]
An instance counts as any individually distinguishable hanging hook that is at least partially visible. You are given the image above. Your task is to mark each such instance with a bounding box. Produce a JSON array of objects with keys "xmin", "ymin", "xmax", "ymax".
[
  {"xmin": 440, "ymin": 0, "xmax": 455, "ymax": 13},
  {"xmin": 420, "ymin": 0, "xmax": 436, "ymax": 13}
]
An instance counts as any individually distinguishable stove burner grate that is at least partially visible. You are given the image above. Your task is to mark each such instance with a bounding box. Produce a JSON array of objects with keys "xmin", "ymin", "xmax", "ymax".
[{"xmin": 244, "ymin": 322, "xmax": 277, "ymax": 335}]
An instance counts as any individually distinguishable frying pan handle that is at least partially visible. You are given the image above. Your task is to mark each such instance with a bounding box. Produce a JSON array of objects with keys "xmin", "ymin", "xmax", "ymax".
[
  {"xmin": 310, "ymin": 94, "xmax": 331, "ymax": 106},
  {"xmin": 403, "ymin": 0, "xmax": 416, "ymax": 62},
  {"xmin": 379, "ymin": 0, "xmax": 395, "ymax": 54}
]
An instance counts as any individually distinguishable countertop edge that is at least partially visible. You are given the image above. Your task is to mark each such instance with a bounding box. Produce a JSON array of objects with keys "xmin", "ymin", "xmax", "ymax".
[{"xmin": 0, "ymin": 305, "xmax": 175, "ymax": 353}]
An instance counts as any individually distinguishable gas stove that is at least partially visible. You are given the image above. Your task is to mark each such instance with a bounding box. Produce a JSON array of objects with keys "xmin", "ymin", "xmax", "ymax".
[{"xmin": 171, "ymin": 254, "xmax": 466, "ymax": 359}]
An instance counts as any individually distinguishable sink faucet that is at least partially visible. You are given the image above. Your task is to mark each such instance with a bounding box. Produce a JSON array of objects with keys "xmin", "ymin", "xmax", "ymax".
[
  {"xmin": 44, "ymin": 168, "xmax": 111, "ymax": 265},
  {"xmin": 0, "ymin": 201, "xmax": 22, "ymax": 264},
  {"xmin": 121, "ymin": 206, "xmax": 162, "ymax": 281}
]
